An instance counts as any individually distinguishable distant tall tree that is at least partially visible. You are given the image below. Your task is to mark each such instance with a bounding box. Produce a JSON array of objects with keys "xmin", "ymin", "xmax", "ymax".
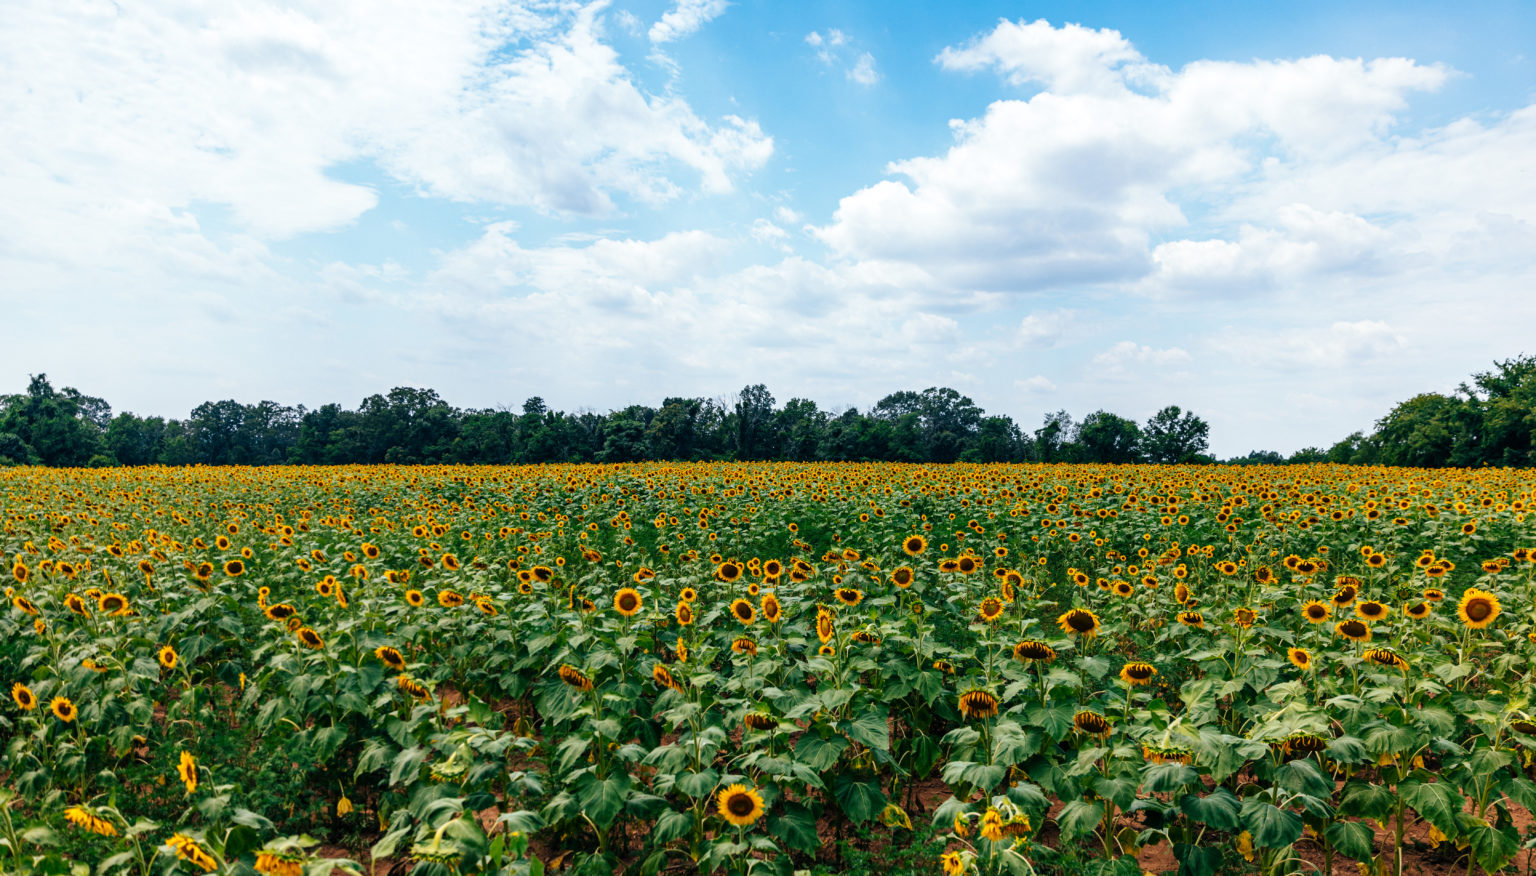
[
  {"xmin": 732, "ymin": 384, "xmax": 777, "ymax": 460},
  {"xmin": 1077, "ymin": 411, "xmax": 1142, "ymax": 463},
  {"xmin": 1141, "ymin": 405, "xmax": 1210, "ymax": 464},
  {"xmin": 1034, "ymin": 411, "xmax": 1076, "ymax": 463},
  {"xmin": 0, "ymin": 374, "xmax": 106, "ymax": 466}
]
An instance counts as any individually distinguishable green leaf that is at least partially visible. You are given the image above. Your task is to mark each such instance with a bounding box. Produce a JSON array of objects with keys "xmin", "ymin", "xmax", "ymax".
[
  {"xmin": 388, "ymin": 746, "xmax": 426, "ymax": 787},
  {"xmin": 1325, "ymin": 735, "xmax": 1370, "ymax": 765},
  {"xmin": 770, "ymin": 802, "xmax": 820, "ymax": 853},
  {"xmin": 1325, "ymin": 820, "xmax": 1374, "ymax": 860},
  {"xmin": 842, "ymin": 706, "xmax": 890, "ymax": 751},
  {"xmin": 1179, "ymin": 788, "xmax": 1241, "ymax": 831},
  {"xmin": 795, "ymin": 734, "xmax": 849, "ymax": 771},
  {"xmin": 831, "ymin": 773, "xmax": 885, "ymax": 823},
  {"xmin": 675, "ymin": 769, "xmax": 720, "ymax": 799},
  {"xmin": 1339, "ymin": 782, "xmax": 1394, "ymax": 819},
  {"xmin": 1024, "ymin": 703, "xmax": 1074, "ymax": 740},
  {"xmin": 1093, "ymin": 776, "xmax": 1138, "ymax": 810},
  {"xmin": 1143, "ymin": 762, "xmax": 1199, "ymax": 793},
  {"xmin": 652, "ymin": 809, "xmax": 692, "ymax": 844},
  {"xmin": 1056, "ymin": 799, "xmax": 1105, "ymax": 841},
  {"xmin": 1272, "ymin": 760, "xmax": 1332, "ymax": 799},
  {"xmin": 1240, "ymin": 798, "xmax": 1302, "ymax": 849},
  {"xmin": 1401, "ymin": 780, "xmax": 1460, "ymax": 834},
  {"xmin": 1461, "ymin": 815, "xmax": 1518, "ymax": 872},
  {"xmin": 575, "ymin": 774, "xmax": 630, "ymax": 829},
  {"xmin": 1173, "ymin": 842, "xmax": 1223, "ymax": 876}
]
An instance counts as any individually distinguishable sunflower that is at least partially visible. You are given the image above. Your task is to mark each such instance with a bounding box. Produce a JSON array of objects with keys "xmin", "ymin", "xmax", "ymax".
[
  {"xmin": 1424, "ymin": 588, "xmax": 1445, "ymax": 602},
  {"xmin": 1119, "ymin": 662, "xmax": 1157, "ymax": 685},
  {"xmin": 816, "ymin": 613, "xmax": 835, "ymax": 644},
  {"xmin": 1177, "ymin": 611, "xmax": 1205, "ymax": 628},
  {"xmin": 1364, "ymin": 648, "xmax": 1408, "ymax": 670},
  {"xmin": 265, "ymin": 603, "xmax": 296, "ymax": 621},
  {"xmin": 675, "ymin": 602, "xmax": 696, "ymax": 626},
  {"xmin": 1301, "ymin": 601, "xmax": 1331, "ymax": 623},
  {"xmin": 1073, "ymin": 710, "xmax": 1112, "ymax": 737},
  {"xmin": 903, "ymin": 535, "xmax": 927, "ymax": 556},
  {"xmin": 731, "ymin": 637, "xmax": 758, "ymax": 656},
  {"xmin": 11, "ymin": 682, "xmax": 37, "ymax": 710},
  {"xmin": 1173, "ymin": 582, "xmax": 1191, "ymax": 604},
  {"xmin": 1335, "ymin": 619, "xmax": 1372, "ymax": 642},
  {"xmin": 818, "ymin": 644, "xmax": 835, "ymax": 657},
  {"xmin": 375, "ymin": 646, "xmax": 407, "ymax": 671},
  {"xmin": 50, "ymin": 696, "xmax": 77, "ymax": 722},
  {"xmin": 97, "ymin": 592, "xmax": 129, "ymax": 615},
  {"xmin": 717, "ymin": 783, "xmax": 765, "ymax": 828},
  {"xmin": 254, "ymin": 849, "xmax": 307, "ymax": 876},
  {"xmin": 834, "ymin": 587, "xmax": 863, "ymax": 607},
  {"xmin": 1331, "ymin": 585, "xmax": 1357, "ymax": 608},
  {"xmin": 165, "ymin": 834, "xmax": 218, "ymax": 872},
  {"xmin": 315, "ymin": 578, "xmax": 336, "ymax": 597},
  {"xmin": 1404, "ymin": 601, "xmax": 1431, "ymax": 620},
  {"xmin": 158, "ymin": 646, "xmax": 179, "ymax": 670},
  {"xmin": 717, "ymin": 562, "xmax": 744, "ymax": 583},
  {"xmin": 731, "ymin": 598, "xmax": 756, "ymax": 624},
  {"xmin": 362, "ymin": 543, "xmax": 380, "ymax": 559},
  {"xmin": 295, "ymin": 627, "xmax": 325, "ymax": 649},
  {"xmin": 1287, "ymin": 648, "xmax": 1311, "ymax": 670},
  {"xmin": 941, "ymin": 851, "xmax": 967, "ymax": 876},
  {"xmin": 178, "ymin": 750, "xmax": 198, "ymax": 793},
  {"xmin": 224, "ymin": 559, "xmax": 245, "ymax": 577},
  {"xmin": 763, "ymin": 559, "xmax": 783, "ymax": 578},
  {"xmin": 437, "ymin": 590, "xmax": 464, "ymax": 608},
  {"xmin": 63, "ymin": 805, "xmax": 117, "ymax": 836},
  {"xmin": 957, "ymin": 689, "xmax": 999, "ymax": 720},
  {"xmin": 1057, "ymin": 608, "xmax": 1101, "ymax": 637},
  {"xmin": 1355, "ymin": 600, "xmax": 1389, "ymax": 621},
  {"xmin": 1013, "ymin": 640, "xmax": 1055, "ymax": 662},
  {"xmin": 1233, "ymin": 607, "xmax": 1257, "ymax": 629},
  {"xmin": 891, "ymin": 566, "xmax": 914, "ymax": 588},
  {"xmin": 531, "ymin": 565, "xmax": 554, "ymax": 583},
  {"xmin": 761, "ymin": 593, "xmax": 782, "ymax": 623},
  {"xmin": 1112, "ymin": 580, "xmax": 1134, "ymax": 597},
  {"xmin": 557, "ymin": 664, "xmax": 594, "ymax": 692},
  {"xmin": 395, "ymin": 675, "xmax": 429, "ymax": 699},
  {"xmin": 938, "ymin": 559, "xmax": 961, "ymax": 574},
  {"xmin": 679, "ymin": 587, "xmax": 699, "ymax": 603},
  {"xmin": 1458, "ymin": 588, "xmax": 1501, "ymax": 629},
  {"xmin": 64, "ymin": 593, "xmax": 89, "ymax": 616},
  {"xmin": 613, "ymin": 588, "xmax": 643, "ymax": 617},
  {"xmin": 652, "ymin": 663, "xmax": 682, "ymax": 693},
  {"xmin": 1286, "ymin": 733, "xmax": 1328, "ymax": 754}
]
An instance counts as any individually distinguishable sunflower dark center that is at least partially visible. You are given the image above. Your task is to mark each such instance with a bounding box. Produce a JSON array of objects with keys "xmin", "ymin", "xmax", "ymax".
[
  {"xmin": 1068, "ymin": 612, "xmax": 1096, "ymax": 631},
  {"xmin": 1467, "ymin": 600, "xmax": 1492, "ymax": 620},
  {"xmin": 727, "ymin": 794, "xmax": 756, "ymax": 817}
]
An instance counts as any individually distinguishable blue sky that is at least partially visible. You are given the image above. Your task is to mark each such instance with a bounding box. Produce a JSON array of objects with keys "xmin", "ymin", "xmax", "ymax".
[{"xmin": 2, "ymin": 0, "xmax": 1534, "ymax": 456}]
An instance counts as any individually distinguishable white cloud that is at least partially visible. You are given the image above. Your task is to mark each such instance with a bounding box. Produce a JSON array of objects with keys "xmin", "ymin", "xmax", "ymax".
[
  {"xmin": 937, "ymin": 18, "xmax": 1153, "ymax": 95},
  {"xmin": 649, "ymin": 0, "xmax": 730, "ymax": 44},
  {"xmin": 1017, "ymin": 308, "xmax": 1076, "ymax": 346},
  {"xmin": 1015, "ymin": 375, "xmax": 1057, "ymax": 393},
  {"xmin": 1212, "ymin": 320, "xmax": 1408, "ymax": 369},
  {"xmin": 751, "ymin": 218, "xmax": 791, "ymax": 251},
  {"xmin": 1092, "ymin": 342, "xmax": 1191, "ymax": 375},
  {"xmin": 848, "ymin": 52, "xmax": 879, "ymax": 85}
]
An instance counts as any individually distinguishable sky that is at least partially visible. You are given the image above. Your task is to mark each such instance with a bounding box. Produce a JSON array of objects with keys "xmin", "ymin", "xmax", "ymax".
[{"xmin": 2, "ymin": 0, "xmax": 1534, "ymax": 457}]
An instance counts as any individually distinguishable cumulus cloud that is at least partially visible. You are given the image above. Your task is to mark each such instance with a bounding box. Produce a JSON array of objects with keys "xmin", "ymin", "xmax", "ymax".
[
  {"xmin": 847, "ymin": 52, "xmax": 879, "ymax": 85},
  {"xmin": 1091, "ymin": 342, "xmax": 1192, "ymax": 376},
  {"xmin": 649, "ymin": 0, "xmax": 730, "ymax": 43},
  {"xmin": 1015, "ymin": 375, "xmax": 1057, "ymax": 394},
  {"xmin": 1211, "ymin": 320, "xmax": 1408, "ymax": 370}
]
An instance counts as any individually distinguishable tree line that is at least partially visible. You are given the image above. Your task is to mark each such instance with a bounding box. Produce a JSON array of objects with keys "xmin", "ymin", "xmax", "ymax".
[
  {"xmin": 3, "ymin": 354, "xmax": 1528, "ymax": 468},
  {"xmin": 0, "ymin": 379, "xmax": 1212, "ymax": 467}
]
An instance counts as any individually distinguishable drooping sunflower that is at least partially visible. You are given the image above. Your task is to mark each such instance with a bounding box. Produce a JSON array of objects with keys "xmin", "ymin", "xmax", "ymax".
[
  {"xmin": 1423, "ymin": 588, "xmax": 1445, "ymax": 602},
  {"xmin": 1301, "ymin": 600, "xmax": 1331, "ymax": 623},
  {"xmin": 1233, "ymin": 607, "xmax": 1257, "ymax": 629},
  {"xmin": 265, "ymin": 603, "xmax": 296, "ymax": 621},
  {"xmin": 1012, "ymin": 640, "xmax": 1055, "ymax": 662},
  {"xmin": 64, "ymin": 593, "xmax": 89, "ymax": 616},
  {"xmin": 761, "ymin": 593, "xmax": 782, "ymax": 623},
  {"xmin": 957, "ymin": 689, "xmax": 1000, "ymax": 720},
  {"xmin": 938, "ymin": 559, "xmax": 961, "ymax": 574},
  {"xmin": 1458, "ymin": 588, "xmax": 1501, "ymax": 629},
  {"xmin": 1335, "ymin": 619, "xmax": 1372, "ymax": 642},
  {"xmin": 1286, "ymin": 733, "xmax": 1328, "ymax": 755},
  {"xmin": 1287, "ymin": 647, "xmax": 1312, "ymax": 669},
  {"xmin": 1057, "ymin": 608, "xmax": 1101, "ymax": 637},
  {"xmin": 295, "ymin": 627, "xmax": 325, "ymax": 649},
  {"xmin": 1355, "ymin": 600, "xmax": 1389, "ymax": 621},
  {"xmin": 437, "ymin": 590, "xmax": 465, "ymax": 608},
  {"xmin": 731, "ymin": 598, "xmax": 756, "ymax": 624},
  {"xmin": 165, "ymin": 834, "xmax": 218, "ymax": 872},
  {"xmin": 978, "ymin": 597, "xmax": 1005, "ymax": 622},
  {"xmin": 1173, "ymin": 582, "xmax": 1191, "ymax": 604},
  {"xmin": 1364, "ymin": 648, "xmax": 1408, "ymax": 670},
  {"xmin": 11, "ymin": 682, "xmax": 37, "ymax": 710},
  {"xmin": 1404, "ymin": 601, "xmax": 1431, "ymax": 620},
  {"xmin": 178, "ymin": 750, "xmax": 198, "ymax": 793},
  {"xmin": 652, "ymin": 663, "xmax": 683, "ymax": 693},
  {"xmin": 731, "ymin": 637, "xmax": 758, "ymax": 656},
  {"xmin": 1073, "ymin": 710, "xmax": 1112, "ymax": 737},
  {"xmin": 614, "ymin": 588, "xmax": 643, "ymax": 617},
  {"xmin": 375, "ymin": 646, "xmax": 407, "ymax": 671},
  {"xmin": 254, "ymin": 848, "xmax": 307, "ymax": 876},
  {"xmin": 1331, "ymin": 585, "xmax": 1357, "ymax": 608},
  {"xmin": 557, "ymin": 664, "xmax": 594, "ymax": 692},
  {"xmin": 1177, "ymin": 611, "xmax": 1205, "ymax": 629},
  {"xmin": 50, "ymin": 696, "xmax": 77, "ymax": 723},
  {"xmin": 903, "ymin": 535, "xmax": 927, "ymax": 557},
  {"xmin": 158, "ymin": 646, "xmax": 179, "ymax": 671},
  {"xmin": 1119, "ymin": 662, "xmax": 1157, "ymax": 685},
  {"xmin": 63, "ymin": 805, "xmax": 117, "ymax": 837},
  {"xmin": 531, "ymin": 565, "xmax": 554, "ymax": 583},
  {"xmin": 717, "ymin": 783, "xmax": 765, "ymax": 828},
  {"xmin": 395, "ymin": 675, "xmax": 430, "ymax": 700},
  {"xmin": 891, "ymin": 566, "xmax": 914, "ymax": 588}
]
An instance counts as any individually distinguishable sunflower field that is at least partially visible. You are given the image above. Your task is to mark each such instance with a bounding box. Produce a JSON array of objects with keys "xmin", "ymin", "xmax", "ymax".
[{"xmin": 4, "ymin": 462, "xmax": 1536, "ymax": 876}]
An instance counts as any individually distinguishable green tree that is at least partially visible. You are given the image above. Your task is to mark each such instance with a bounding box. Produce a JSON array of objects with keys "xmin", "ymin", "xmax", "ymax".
[
  {"xmin": 0, "ymin": 375, "xmax": 106, "ymax": 466},
  {"xmin": 1141, "ymin": 405, "xmax": 1210, "ymax": 463},
  {"xmin": 1076, "ymin": 411, "xmax": 1142, "ymax": 463}
]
